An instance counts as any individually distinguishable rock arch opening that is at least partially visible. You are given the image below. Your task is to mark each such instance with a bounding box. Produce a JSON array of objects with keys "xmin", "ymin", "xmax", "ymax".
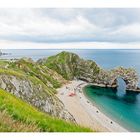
[
  {"xmin": 117, "ymin": 77, "xmax": 126, "ymax": 94},
  {"xmin": 113, "ymin": 67, "xmax": 139, "ymax": 92},
  {"xmin": 117, "ymin": 77, "xmax": 126, "ymax": 97}
]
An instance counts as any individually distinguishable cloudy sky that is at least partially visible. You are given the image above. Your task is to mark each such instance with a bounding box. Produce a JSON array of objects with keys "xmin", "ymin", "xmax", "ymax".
[{"xmin": 0, "ymin": 8, "xmax": 140, "ymax": 49}]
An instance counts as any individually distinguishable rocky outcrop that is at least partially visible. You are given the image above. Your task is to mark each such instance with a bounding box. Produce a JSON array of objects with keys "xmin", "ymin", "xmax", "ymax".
[
  {"xmin": 94, "ymin": 67, "xmax": 139, "ymax": 91},
  {"xmin": 113, "ymin": 67, "xmax": 139, "ymax": 92},
  {"xmin": 38, "ymin": 51, "xmax": 140, "ymax": 92},
  {"xmin": 0, "ymin": 71, "xmax": 75, "ymax": 122}
]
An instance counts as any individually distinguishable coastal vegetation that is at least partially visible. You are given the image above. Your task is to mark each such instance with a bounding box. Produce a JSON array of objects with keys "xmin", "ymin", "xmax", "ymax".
[
  {"xmin": 0, "ymin": 89, "xmax": 91, "ymax": 132},
  {"xmin": 38, "ymin": 51, "xmax": 100, "ymax": 81},
  {"xmin": 0, "ymin": 60, "xmax": 75, "ymax": 123}
]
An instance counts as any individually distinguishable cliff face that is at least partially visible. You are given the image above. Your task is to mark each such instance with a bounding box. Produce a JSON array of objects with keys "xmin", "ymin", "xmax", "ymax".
[
  {"xmin": 0, "ymin": 60, "xmax": 75, "ymax": 122},
  {"xmin": 38, "ymin": 51, "xmax": 139, "ymax": 91}
]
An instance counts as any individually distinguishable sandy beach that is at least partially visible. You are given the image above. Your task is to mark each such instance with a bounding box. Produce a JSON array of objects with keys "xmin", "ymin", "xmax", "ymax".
[{"xmin": 57, "ymin": 80, "xmax": 128, "ymax": 132}]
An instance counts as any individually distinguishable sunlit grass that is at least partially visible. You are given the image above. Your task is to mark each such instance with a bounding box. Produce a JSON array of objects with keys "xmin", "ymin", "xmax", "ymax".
[{"xmin": 0, "ymin": 89, "xmax": 92, "ymax": 132}]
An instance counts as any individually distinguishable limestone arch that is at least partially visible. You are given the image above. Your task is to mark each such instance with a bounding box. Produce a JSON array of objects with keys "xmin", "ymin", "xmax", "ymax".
[{"xmin": 112, "ymin": 67, "xmax": 139, "ymax": 90}]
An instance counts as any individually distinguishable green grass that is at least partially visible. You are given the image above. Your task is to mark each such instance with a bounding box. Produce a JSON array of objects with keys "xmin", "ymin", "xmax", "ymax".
[
  {"xmin": 8, "ymin": 59, "xmax": 64, "ymax": 89},
  {"xmin": 0, "ymin": 65, "xmax": 57, "ymax": 95},
  {"xmin": 0, "ymin": 68, "xmax": 26, "ymax": 79},
  {"xmin": 42, "ymin": 51, "xmax": 79, "ymax": 80},
  {"xmin": 38, "ymin": 51, "xmax": 100, "ymax": 81},
  {"xmin": 0, "ymin": 60, "xmax": 9, "ymax": 67},
  {"xmin": 0, "ymin": 110, "xmax": 40, "ymax": 132},
  {"xmin": 0, "ymin": 88, "xmax": 92, "ymax": 132}
]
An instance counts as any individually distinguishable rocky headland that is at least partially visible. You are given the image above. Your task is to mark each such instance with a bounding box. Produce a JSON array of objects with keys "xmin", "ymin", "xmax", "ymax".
[{"xmin": 38, "ymin": 51, "xmax": 140, "ymax": 93}]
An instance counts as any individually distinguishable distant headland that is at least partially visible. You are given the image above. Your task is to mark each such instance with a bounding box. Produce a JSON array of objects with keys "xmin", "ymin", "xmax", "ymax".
[{"xmin": 0, "ymin": 50, "xmax": 10, "ymax": 56}]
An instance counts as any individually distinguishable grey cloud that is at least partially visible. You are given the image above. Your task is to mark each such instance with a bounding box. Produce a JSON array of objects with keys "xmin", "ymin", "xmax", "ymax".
[{"xmin": 0, "ymin": 8, "xmax": 140, "ymax": 43}]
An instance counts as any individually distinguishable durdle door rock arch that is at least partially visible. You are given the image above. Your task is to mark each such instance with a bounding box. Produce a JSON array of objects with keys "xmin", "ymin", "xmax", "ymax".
[
  {"xmin": 93, "ymin": 67, "xmax": 140, "ymax": 92},
  {"xmin": 38, "ymin": 51, "xmax": 140, "ymax": 93},
  {"xmin": 112, "ymin": 67, "xmax": 139, "ymax": 91}
]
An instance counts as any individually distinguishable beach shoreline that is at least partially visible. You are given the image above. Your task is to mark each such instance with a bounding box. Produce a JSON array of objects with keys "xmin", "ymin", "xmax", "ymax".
[{"xmin": 57, "ymin": 80, "xmax": 128, "ymax": 132}]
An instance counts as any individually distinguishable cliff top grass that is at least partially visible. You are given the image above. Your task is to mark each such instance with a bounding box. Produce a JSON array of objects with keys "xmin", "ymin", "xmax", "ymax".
[
  {"xmin": 0, "ymin": 67, "xmax": 57, "ymax": 96},
  {"xmin": 0, "ymin": 60, "xmax": 9, "ymax": 67},
  {"xmin": 38, "ymin": 51, "xmax": 100, "ymax": 80},
  {"xmin": 38, "ymin": 51, "xmax": 78, "ymax": 67},
  {"xmin": 0, "ymin": 88, "xmax": 92, "ymax": 132},
  {"xmin": 7, "ymin": 58, "xmax": 65, "ymax": 89}
]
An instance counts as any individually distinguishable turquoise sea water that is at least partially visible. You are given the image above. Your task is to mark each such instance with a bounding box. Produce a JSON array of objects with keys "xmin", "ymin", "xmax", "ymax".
[
  {"xmin": 84, "ymin": 85, "xmax": 140, "ymax": 131},
  {"xmin": 1, "ymin": 49, "xmax": 140, "ymax": 131}
]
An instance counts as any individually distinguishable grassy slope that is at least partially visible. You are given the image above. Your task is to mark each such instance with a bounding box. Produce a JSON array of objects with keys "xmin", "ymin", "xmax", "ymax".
[
  {"xmin": 0, "ymin": 88, "xmax": 92, "ymax": 132},
  {"xmin": 39, "ymin": 51, "xmax": 79, "ymax": 80},
  {"xmin": 0, "ymin": 67, "xmax": 55, "ymax": 97},
  {"xmin": 38, "ymin": 51, "xmax": 100, "ymax": 81},
  {"xmin": 8, "ymin": 59, "xmax": 66, "ymax": 90},
  {"xmin": 0, "ymin": 59, "xmax": 61, "ymax": 97}
]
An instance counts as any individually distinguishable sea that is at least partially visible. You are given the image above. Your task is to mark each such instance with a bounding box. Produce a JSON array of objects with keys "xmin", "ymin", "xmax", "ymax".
[{"xmin": 1, "ymin": 49, "xmax": 140, "ymax": 131}]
